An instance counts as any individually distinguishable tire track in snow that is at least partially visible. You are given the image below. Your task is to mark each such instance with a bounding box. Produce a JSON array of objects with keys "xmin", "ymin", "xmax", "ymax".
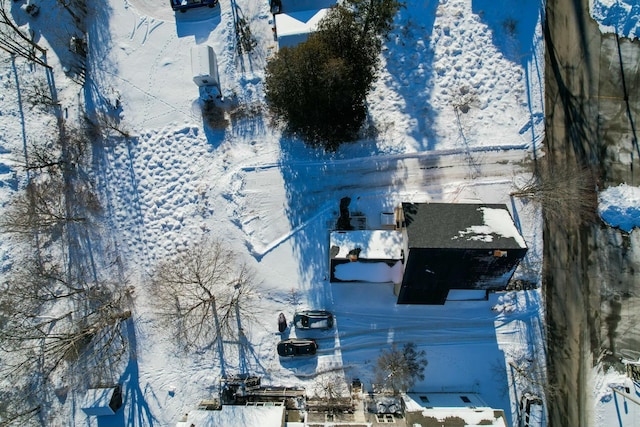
[{"xmin": 103, "ymin": 69, "xmax": 199, "ymax": 123}]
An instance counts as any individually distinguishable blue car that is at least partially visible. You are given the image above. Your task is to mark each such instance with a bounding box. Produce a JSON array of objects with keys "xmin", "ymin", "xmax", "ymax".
[{"xmin": 170, "ymin": 0, "xmax": 218, "ymax": 12}]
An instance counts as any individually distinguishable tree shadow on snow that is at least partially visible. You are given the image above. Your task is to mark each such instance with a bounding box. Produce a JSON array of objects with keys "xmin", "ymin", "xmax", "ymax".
[
  {"xmin": 471, "ymin": 0, "xmax": 541, "ymax": 66},
  {"xmin": 377, "ymin": 0, "xmax": 439, "ymax": 152},
  {"xmin": 472, "ymin": 0, "xmax": 545, "ymax": 158},
  {"xmin": 118, "ymin": 317, "xmax": 160, "ymax": 427},
  {"xmin": 10, "ymin": 0, "xmax": 114, "ymax": 86},
  {"xmin": 174, "ymin": 7, "xmax": 222, "ymax": 42}
]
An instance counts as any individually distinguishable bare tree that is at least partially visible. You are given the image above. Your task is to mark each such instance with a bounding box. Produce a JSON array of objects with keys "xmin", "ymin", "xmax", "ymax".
[
  {"xmin": 313, "ymin": 373, "xmax": 349, "ymax": 401},
  {"xmin": 0, "ymin": 257, "xmax": 131, "ymax": 380},
  {"xmin": 151, "ymin": 238, "xmax": 257, "ymax": 369},
  {"xmin": 511, "ymin": 161, "xmax": 598, "ymax": 227},
  {"xmin": 374, "ymin": 343, "xmax": 427, "ymax": 395},
  {"xmin": 0, "ymin": 176, "xmax": 86, "ymax": 240},
  {"xmin": 308, "ymin": 373, "xmax": 353, "ymax": 415},
  {"xmin": 0, "ymin": 0, "xmax": 49, "ymax": 68},
  {"xmin": 0, "ymin": 382, "xmax": 42, "ymax": 426}
]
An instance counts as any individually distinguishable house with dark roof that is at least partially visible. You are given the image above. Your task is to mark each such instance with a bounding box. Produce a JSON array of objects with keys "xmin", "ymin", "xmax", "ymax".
[{"xmin": 397, "ymin": 203, "xmax": 527, "ymax": 304}]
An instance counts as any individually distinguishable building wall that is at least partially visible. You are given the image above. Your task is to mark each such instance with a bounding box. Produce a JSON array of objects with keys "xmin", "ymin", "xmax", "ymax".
[{"xmin": 397, "ymin": 247, "xmax": 527, "ymax": 304}]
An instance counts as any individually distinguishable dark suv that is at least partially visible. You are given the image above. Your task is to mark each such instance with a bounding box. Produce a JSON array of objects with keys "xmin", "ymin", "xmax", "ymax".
[
  {"xmin": 277, "ymin": 338, "xmax": 318, "ymax": 357},
  {"xmin": 170, "ymin": 0, "xmax": 218, "ymax": 12},
  {"xmin": 294, "ymin": 310, "xmax": 334, "ymax": 330}
]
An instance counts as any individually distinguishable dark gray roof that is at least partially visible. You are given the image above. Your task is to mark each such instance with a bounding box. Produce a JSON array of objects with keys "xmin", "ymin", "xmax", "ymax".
[{"xmin": 402, "ymin": 203, "xmax": 527, "ymax": 250}]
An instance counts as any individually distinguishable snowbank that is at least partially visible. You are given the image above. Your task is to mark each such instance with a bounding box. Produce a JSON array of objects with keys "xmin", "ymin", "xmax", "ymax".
[
  {"xmin": 591, "ymin": 0, "xmax": 640, "ymax": 39},
  {"xmin": 598, "ymin": 184, "xmax": 640, "ymax": 232}
]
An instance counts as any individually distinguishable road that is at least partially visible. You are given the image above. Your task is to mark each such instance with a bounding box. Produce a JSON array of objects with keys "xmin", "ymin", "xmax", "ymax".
[{"xmin": 544, "ymin": 0, "xmax": 640, "ymax": 426}]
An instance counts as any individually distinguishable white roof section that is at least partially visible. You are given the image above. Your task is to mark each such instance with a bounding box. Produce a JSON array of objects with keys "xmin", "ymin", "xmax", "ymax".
[
  {"xmin": 456, "ymin": 207, "xmax": 527, "ymax": 248},
  {"xmin": 404, "ymin": 393, "xmax": 507, "ymax": 427},
  {"xmin": 330, "ymin": 230, "xmax": 403, "ymax": 260},
  {"xmin": 334, "ymin": 260, "xmax": 403, "ymax": 283},
  {"xmin": 80, "ymin": 387, "xmax": 119, "ymax": 416},
  {"xmin": 275, "ymin": 8, "xmax": 328, "ymax": 38},
  {"xmin": 176, "ymin": 406, "xmax": 285, "ymax": 427}
]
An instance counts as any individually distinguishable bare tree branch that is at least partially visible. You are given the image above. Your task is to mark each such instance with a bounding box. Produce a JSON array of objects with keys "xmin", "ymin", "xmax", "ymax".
[
  {"xmin": 151, "ymin": 237, "xmax": 258, "ymax": 363},
  {"xmin": 511, "ymin": 161, "xmax": 598, "ymax": 227}
]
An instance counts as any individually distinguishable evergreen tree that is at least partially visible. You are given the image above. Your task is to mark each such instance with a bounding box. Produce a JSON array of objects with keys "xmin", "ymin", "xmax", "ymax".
[{"xmin": 265, "ymin": 0, "xmax": 403, "ymax": 150}]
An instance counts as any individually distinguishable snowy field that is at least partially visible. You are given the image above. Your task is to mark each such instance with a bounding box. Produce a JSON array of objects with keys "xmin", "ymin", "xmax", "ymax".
[{"xmin": 0, "ymin": 0, "xmax": 636, "ymax": 425}]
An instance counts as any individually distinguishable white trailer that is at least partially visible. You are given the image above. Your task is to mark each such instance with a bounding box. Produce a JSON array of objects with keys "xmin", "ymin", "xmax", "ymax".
[{"xmin": 191, "ymin": 45, "xmax": 220, "ymax": 90}]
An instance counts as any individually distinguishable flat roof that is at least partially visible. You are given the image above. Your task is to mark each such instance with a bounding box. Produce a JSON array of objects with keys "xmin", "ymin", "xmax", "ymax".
[
  {"xmin": 275, "ymin": 9, "xmax": 328, "ymax": 38},
  {"xmin": 333, "ymin": 260, "xmax": 403, "ymax": 283},
  {"xmin": 330, "ymin": 230, "xmax": 403, "ymax": 260},
  {"xmin": 80, "ymin": 387, "xmax": 119, "ymax": 416},
  {"xmin": 402, "ymin": 203, "xmax": 526, "ymax": 250},
  {"xmin": 177, "ymin": 406, "xmax": 284, "ymax": 427},
  {"xmin": 404, "ymin": 393, "xmax": 507, "ymax": 427}
]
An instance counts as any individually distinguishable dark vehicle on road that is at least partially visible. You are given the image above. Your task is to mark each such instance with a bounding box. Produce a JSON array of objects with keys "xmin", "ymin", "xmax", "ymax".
[
  {"xmin": 277, "ymin": 338, "xmax": 318, "ymax": 357},
  {"xmin": 294, "ymin": 310, "xmax": 334, "ymax": 330},
  {"xmin": 170, "ymin": 0, "xmax": 218, "ymax": 12}
]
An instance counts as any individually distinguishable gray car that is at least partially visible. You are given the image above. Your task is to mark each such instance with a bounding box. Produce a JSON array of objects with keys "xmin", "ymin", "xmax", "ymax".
[{"xmin": 293, "ymin": 310, "xmax": 334, "ymax": 330}]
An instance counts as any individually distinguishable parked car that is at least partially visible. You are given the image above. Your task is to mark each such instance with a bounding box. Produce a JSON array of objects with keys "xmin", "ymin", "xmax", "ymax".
[
  {"xmin": 170, "ymin": 0, "xmax": 218, "ymax": 12},
  {"xmin": 277, "ymin": 338, "xmax": 318, "ymax": 357},
  {"xmin": 294, "ymin": 310, "xmax": 334, "ymax": 330}
]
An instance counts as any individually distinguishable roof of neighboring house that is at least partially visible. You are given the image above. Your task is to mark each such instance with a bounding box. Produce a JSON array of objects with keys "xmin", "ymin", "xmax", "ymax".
[
  {"xmin": 80, "ymin": 386, "xmax": 122, "ymax": 417},
  {"xmin": 402, "ymin": 203, "xmax": 527, "ymax": 250},
  {"xmin": 176, "ymin": 405, "xmax": 285, "ymax": 427},
  {"xmin": 275, "ymin": 8, "xmax": 328, "ymax": 39},
  {"xmin": 274, "ymin": 0, "xmax": 338, "ymax": 48},
  {"xmin": 403, "ymin": 392, "xmax": 507, "ymax": 427},
  {"xmin": 279, "ymin": 0, "xmax": 337, "ymax": 13}
]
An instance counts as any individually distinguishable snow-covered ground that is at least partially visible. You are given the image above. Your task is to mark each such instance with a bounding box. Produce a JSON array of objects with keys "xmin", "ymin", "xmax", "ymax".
[
  {"xmin": 599, "ymin": 184, "xmax": 640, "ymax": 232},
  {"xmin": 0, "ymin": 0, "xmax": 539, "ymax": 425},
  {"xmin": 0, "ymin": 0, "xmax": 633, "ymax": 425},
  {"xmin": 591, "ymin": 0, "xmax": 640, "ymax": 40}
]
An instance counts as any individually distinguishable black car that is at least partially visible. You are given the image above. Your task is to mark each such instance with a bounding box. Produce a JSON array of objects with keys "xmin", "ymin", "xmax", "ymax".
[
  {"xmin": 293, "ymin": 310, "xmax": 334, "ymax": 330},
  {"xmin": 277, "ymin": 338, "xmax": 318, "ymax": 357},
  {"xmin": 170, "ymin": 0, "xmax": 218, "ymax": 12}
]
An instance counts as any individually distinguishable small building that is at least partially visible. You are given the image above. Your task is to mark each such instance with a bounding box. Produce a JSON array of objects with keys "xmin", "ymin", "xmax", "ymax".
[
  {"xmin": 176, "ymin": 405, "xmax": 285, "ymax": 427},
  {"xmin": 271, "ymin": 0, "xmax": 337, "ymax": 49},
  {"xmin": 80, "ymin": 385, "xmax": 123, "ymax": 417},
  {"xmin": 398, "ymin": 203, "xmax": 527, "ymax": 304},
  {"xmin": 191, "ymin": 45, "xmax": 220, "ymax": 88},
  {"xmin": 329, "ymin": 230, "xmax": 404, "ymax": 284},
  {"xmin": 403, "ymin": 392, "xmax": 508, "ymax": 427}
]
